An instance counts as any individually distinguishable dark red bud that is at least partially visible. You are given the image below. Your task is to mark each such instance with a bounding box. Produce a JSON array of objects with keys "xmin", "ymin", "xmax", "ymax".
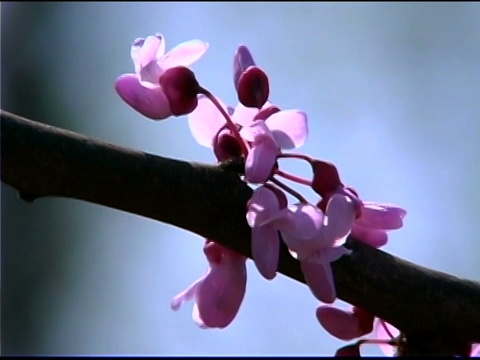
[
  {"xmin": 159, "ymin": 66, "xmax": 200, "ymax": 116},
  {"xmin": 213, "ymin": 130, "xmax": 243, "ymax": 162},
  {"xmin": 334, "ymin": 344, "xmax": 361, "ymax": 357},
  {"xmin": 237, "ymin": 66, "xmax": 269, "ymax": 108},
  {"xmin": 311, "ymin": 160, "xmax": 343, "ymax": 197},
  {"xmin": 253, "ymin": 105, "xmax": 281, "ymax": 121}
]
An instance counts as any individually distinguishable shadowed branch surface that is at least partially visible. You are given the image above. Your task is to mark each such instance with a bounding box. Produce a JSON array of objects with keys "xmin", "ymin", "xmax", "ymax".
[{"xmin": 2, "ymin": 109, "xmax": 480, "ymax": 350}]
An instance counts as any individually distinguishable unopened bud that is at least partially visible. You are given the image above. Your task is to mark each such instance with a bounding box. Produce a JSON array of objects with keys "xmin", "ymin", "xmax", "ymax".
[
  {"xmin": 237, "ymin": 66, "xmax": 269, "ymax": 108},
  {"xmin": 159, "ymin": 66, "xmax": 200, "ymax": 116},
  {"xmin": 233, "ymin": 45, "xmax": 256, "ymax": 91},
  {"xmin": 311, "ymin": 160, "xmax": 343, "ymax": 197}
]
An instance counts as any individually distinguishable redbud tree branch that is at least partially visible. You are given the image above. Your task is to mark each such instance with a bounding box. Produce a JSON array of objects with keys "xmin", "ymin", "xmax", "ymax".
[{"xmin": 2, "ymin": 109, "xmax": 480, "ymax": 354}]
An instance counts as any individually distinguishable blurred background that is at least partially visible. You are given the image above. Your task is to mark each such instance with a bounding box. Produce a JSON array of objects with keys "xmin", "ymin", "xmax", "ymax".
[{"xmin": 2, "ymin": 2, "xmax": 480, "ymax": 356}]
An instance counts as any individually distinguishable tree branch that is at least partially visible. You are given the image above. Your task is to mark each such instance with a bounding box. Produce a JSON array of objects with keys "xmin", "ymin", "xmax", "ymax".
[{"xmin": 2, "ymin": 109, "xmax": 480, "ymax": 351}]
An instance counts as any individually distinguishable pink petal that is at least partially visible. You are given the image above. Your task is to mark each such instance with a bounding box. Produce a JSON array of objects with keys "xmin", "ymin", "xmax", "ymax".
[
  {"xmin": 192, "ymin": 303, "xmax": 209, "ymax": 329},
  {"xmin": 244, "ymin": 138, "xmax": 278, "ymax": 183},
  {"xmin": 276, "ymin": 204, "xmax": 324, "ymax": 251},
  {"xmin": 233, "ymin": 45, "xmax": 256, "ymax": 91},
  {"xmin": 115, "ymin": 74, "xmax": 172, "ymax": 120},
  {"xmin": 239, "ymin": 119, "xmax": 275, "ymax": 142},
  {"xmin": 246, "ymin": 186, "xmax": 281, "ymax": 227},
  {"xmin": 375, "ymin": 319, "xmax": 400, "ymax": 356},
  {"xmin": 139, "ymin": 61, "xmax": 164, "ymax": 87},
  {"xmin": 300, "ymin": 260, "xmax": 336, "ymax": 303},
  {"xmin": 159, "ymin": 39, "xmax": 209, "ymax": 69},
  {"xmin": 231, "ymin": 101, "xmax": 272, "ymax": 127},
  {"xmin": 154, "ymin": 33, "xmax": 166, "ymax": 58},
  {"xmin": 316, "ymin": 306, "xmax": 366, "ymax": 340},
  {"xmin": 195, "ymin": 259, "xmax": 247, "ymax": 328},
  {"xmin": 471, "ymin": 344, "xmax": 480, "ymax": 357},
  {"xmin": 351, "ymin": 225, "xmax": 388, "ymax": 248},
  {"xmin": 171, "ymin": 277, "xmax": 203, "ymax": 311},
  {"xmin": 130, "ymin": 37, "xmax": 145, "ymax": 73},
  {"xmin": 265, "ymin": 110, "xmax": 308, "ymax": 149},
  {"xmin": 356, "ymin": 202, "xmax": 406, "ymax": 230},
  {"xmin": 251, "ymin": 224, "xmax": 280, "ymax": 280},
  {"xmin": 324, "ymin": 195, "xmax": 356, "ymax": 246},
  {"xmin": 188, "ymin": 95, "xmax": 227, "ymax": 147},
  {"xmin": 138, "ymin": 35, "xmax": 163, "ymax": 68}
]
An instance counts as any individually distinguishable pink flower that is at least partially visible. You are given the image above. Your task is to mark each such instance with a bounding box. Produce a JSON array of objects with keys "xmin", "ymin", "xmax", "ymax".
[
  {"xmin": 171, "ymin": 241, "xmax": 246, "ymax": 329},
  {"xmin": 115, "ymin": 34, "xmax": 208, "ymax": 120},
  {"xmin": 316, "ymin": 305, "xmax": 375, "ymax": 340},
  {"xmin": 277, "ymin": 195, "xmax": 356, "ymax": 303},
  {"xmin": 246, "ymin": 185, "xmax": 287, "ymax": 279},
  {"xmin": 188, "ymin": 95, "xmax": 308, "ymax": 177},
  {"xmin": 240, "ymin": 109, "xmax": 308, "ymax": 183},
  {"xmin": 351, "ymin": 203, "xmax": 407, "ymax": 248}
]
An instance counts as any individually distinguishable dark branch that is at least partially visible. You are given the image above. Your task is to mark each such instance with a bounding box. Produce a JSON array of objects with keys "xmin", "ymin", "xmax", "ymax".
[{"xmin": 2, "ymin": 109, "xmax": 480, "ymax": 350}]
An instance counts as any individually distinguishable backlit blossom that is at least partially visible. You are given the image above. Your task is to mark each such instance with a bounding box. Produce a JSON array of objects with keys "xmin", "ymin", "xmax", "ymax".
[
  {"xmin": 246, "ymin": 185, "xmax": 287, "ymax": 279},
  {"xmin": 277, "ymin": 195, "xmax": 356, "ymax": 303},
  {"xmin": 171, "ymin": 241, "xmax": 246, "ymax": 329},
  {"xmin": 352, "ymin": 203, "xmax": 407, "ymax": 248},
  {"xmin": 115, "ymin": 34, "xmax": 208, "ymax": 120}
]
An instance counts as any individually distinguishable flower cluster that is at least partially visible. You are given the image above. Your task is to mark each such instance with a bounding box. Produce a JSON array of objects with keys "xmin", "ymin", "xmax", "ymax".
[{"xmin": 115, "ymin": 33, "xmax": 413, "ymax": 348}]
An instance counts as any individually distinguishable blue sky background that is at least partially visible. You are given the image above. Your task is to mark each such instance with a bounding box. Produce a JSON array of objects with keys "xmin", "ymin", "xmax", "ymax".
[{"xmin": 2, "ymin": 2, "xmax": 480, "ymax": 356}]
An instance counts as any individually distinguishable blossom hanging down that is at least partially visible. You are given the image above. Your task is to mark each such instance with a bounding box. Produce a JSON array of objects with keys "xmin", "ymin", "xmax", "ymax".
[
  {"xmin": 114, "ymin": 34, "xmax": 409, "ymax": 337},
  {"xmin": 171, "ymin": 240, "xmax": 247, "ymax": 329},
  {"xmin": 115, "ymin": 34, "xmax": 208, "ymax": 120}
]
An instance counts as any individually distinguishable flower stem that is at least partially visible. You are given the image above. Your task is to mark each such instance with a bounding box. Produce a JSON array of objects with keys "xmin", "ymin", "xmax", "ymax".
[
  {"xmin": 274, "ymin": 169, "xmax": 312, "ymax": 186},
  {"xmin": 277, "ymin": 152, "xmax": 314, "ymax": 163},
  {"xmin": 198, "ymin": 88, "xmax": 249, "ymax": 156},
  {"xmin": 269, "ymin": 177, "xmax": 308, "ymax": 204}
]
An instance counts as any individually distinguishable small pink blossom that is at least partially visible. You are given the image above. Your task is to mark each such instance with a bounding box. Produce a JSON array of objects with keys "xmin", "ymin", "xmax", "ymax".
[
  {"xmin": 171, "ymin": 241, "xmax": 246, "ymax": 329},
  {"xmin": 115, "ymin": 34, "xmax": 208, "ymax": 120},
  {"xmin": 246, "ymin": 185, "xmax": 287, "ymax": 279},
  {"xmin": 352, "ymin": 203, "xmax": 407, "ymax": 248},
  {"xmin": 277, "ymin": 195, "xmax": 356, "ymax": 303},
  {"xmin": 240, "ymin": 110, "xmax": 308, "ymax": 183}
]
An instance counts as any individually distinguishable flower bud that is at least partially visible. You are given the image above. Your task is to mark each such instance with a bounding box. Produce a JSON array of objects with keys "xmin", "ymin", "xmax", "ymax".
[
  {"xmin": 311, "ymin": 160, "xmax": 343, "ymax": 197},
  {"xmin": 159, "ymin": 66, "xmax": 200, "ymax": 116},
  {"xmin": 233, "ymin": 45, "xmax": 256, "ymax": 92},
  {"xmin": 213, "ymin": 128, "xmax": 243, "ymax": 162},
  {"xmin": 237, "ymin": 66, "xmax": 269, "ymax": 109}
]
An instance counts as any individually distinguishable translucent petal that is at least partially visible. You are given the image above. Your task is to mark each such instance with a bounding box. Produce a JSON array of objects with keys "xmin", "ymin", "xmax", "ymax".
[
  {"xmin": 351, "ymin": 225, "xmax": 388, "ymax": 248},
  {"xmin": 356, "ymin": 202, "xmax": 406, "ymax": 230},
  {"xmin": 138, "ymin": 35, "xmax": 163, "ymax": 68},
  {"xmin": 244, "ymin": 139, "xmax": 278, "ymax": 183},
  {"xmin": 115, "ymin": 73, "xmax": 172, "ymax": 120},
  {"xmin": 323, "ymin": 195, "xmax": 356, "ymax": 246},
  {"xmin": 301, "ymin": 261, "xmax": 336, "ymax": 303},
  {"xmin": 154, "ymin": 33, "xmax": 166, "ymax": 58},
  {"xmin": 170, "ymin": 277, "xmax": 203, "ymax": 311},
  {"xmin": 160, "ymin": 39, "xmax": 209, "ymax": 69},
  {"xmin": 246, "ymin": 186, "xmax": 281, "ymax": 227},
  {"xmin": 251, "ymin": 225, "xmax": 280, "ymax": 280},
  {"xmin": 266, "ymin": 110, "xmax": 308, "ymax": 149},
  {"xmin": 188, "ymin": 95, "xmax": 227, "ymax": 147},
  {"xmin": 195, "ymin": 260, "xmax": 246, "ymax": 328}
]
